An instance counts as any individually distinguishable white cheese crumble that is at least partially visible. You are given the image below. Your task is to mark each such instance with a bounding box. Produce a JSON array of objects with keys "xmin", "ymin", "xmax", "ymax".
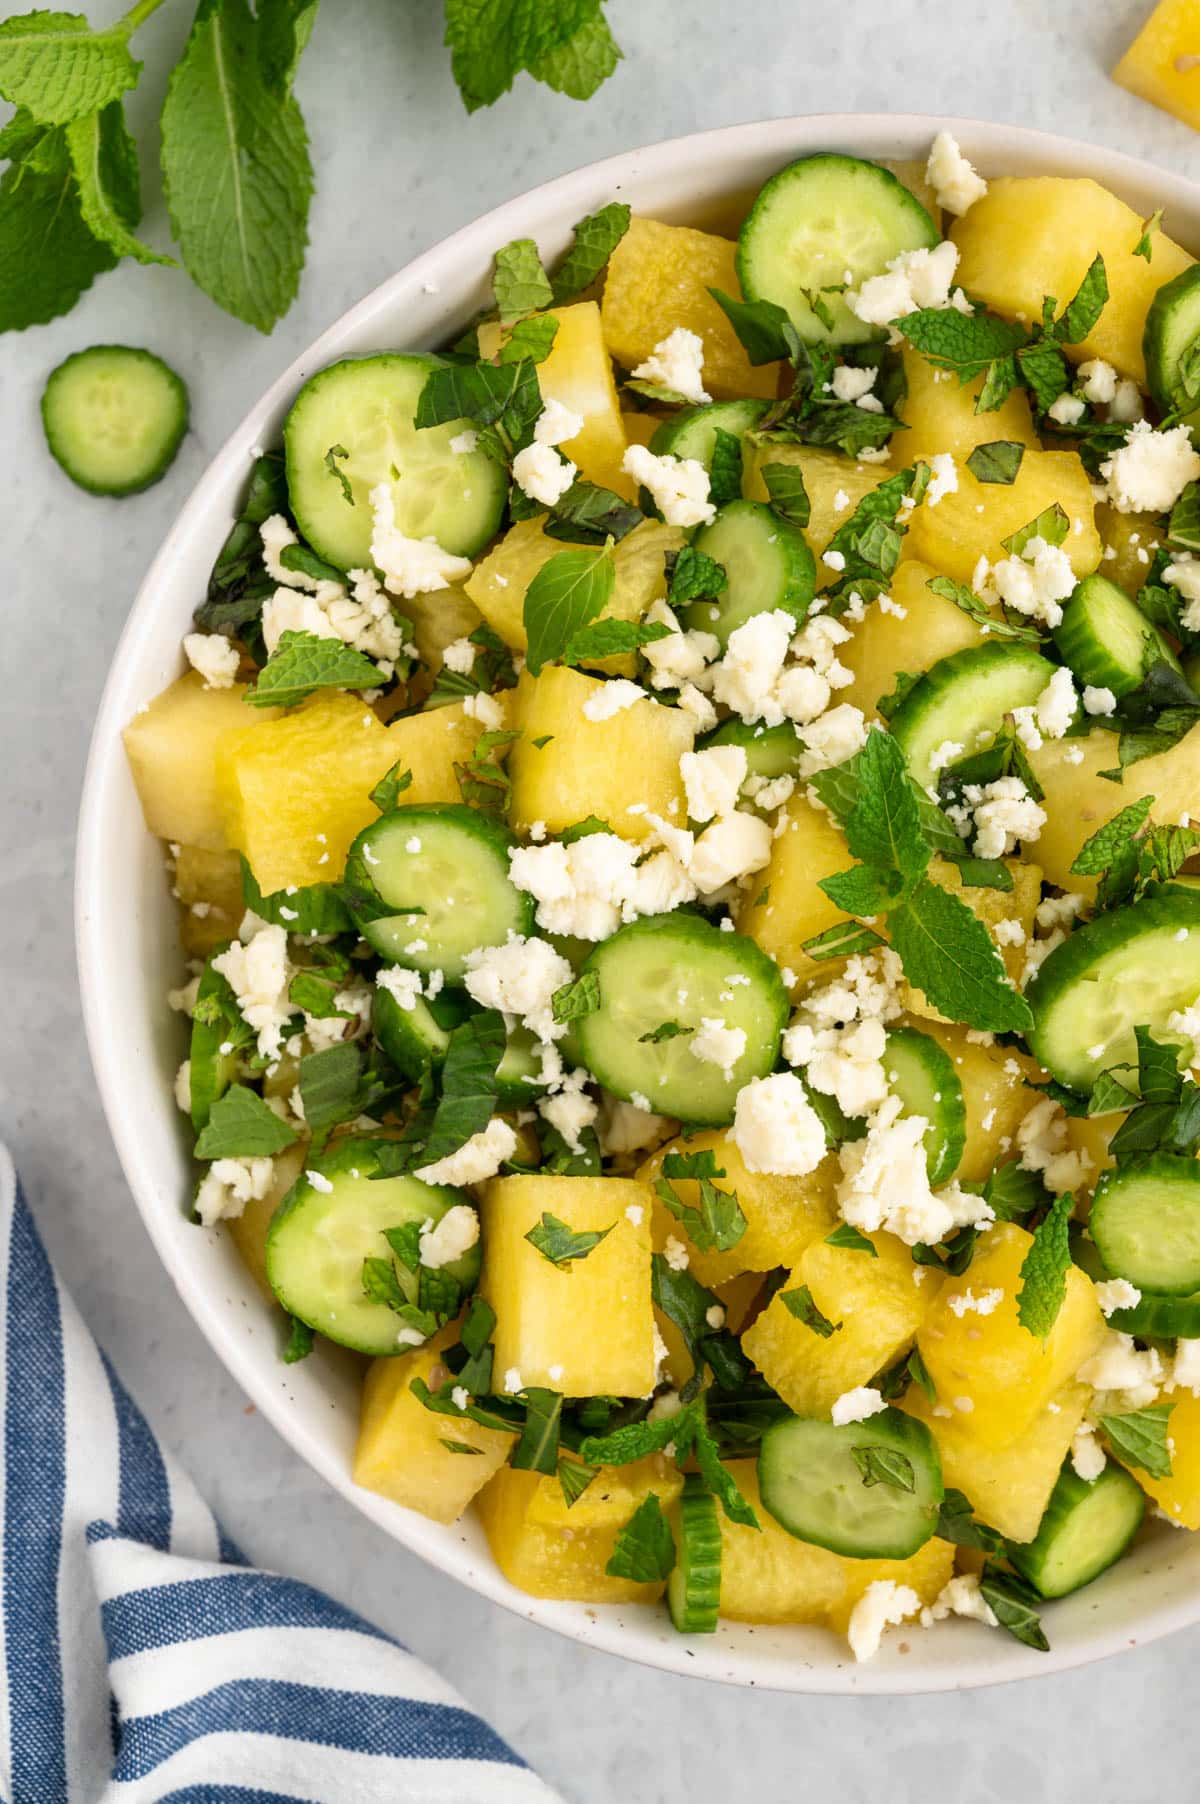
[
  {"xmin": 512, "ymin": 441, "xmax": 575, "ymax": 508},
  {"xmin": 581, "ymin": 678, "xmax": 647, "ymax": 722},
  {"xmin": 680, "ymin": 744, "xmax": 747, "ymax": 823},
  {"xmin": 979, "ymin": 535, "xmax": 1076, "ymax": 630},
  {"xmin": 926, "ymin": 130, "xmax": 987, "ymax": 215},
  {"xmin": 1109, "ymin": 379, "xmax": 1145, "ymax": 424},
  {"xmin": 830, "ymin": 363, "xmax": 882, "ymax": 411},
  {"xmin": 847, "ymin": 1580, "xmax": 923, "ymax": 1663},
  {"xmin": 1100, "ymin": 421, "xmax": 1200, "ymax": 515},
  {"xmin": 992, "ymin": 917, "xmax": 1026, "ymax": 947},
  {"xmin": 1163, "ymin": 556, "xmax": 1200, "ymax": 632},
  {"xmin": 195, "ymin": 1156, "xmax": 274, "ymax": 1228},
  {"xmin": 1010, "ymin": 665, "xmax": 1078, "ymax": 750},
  {"xmin": 1083, "ymin": 684, "xmax": 1117, "ymax": 716},
  {"xmin": 1035, "ymin": 891, "xmax": 1084, "ymax": 933},
  {"xmin": 831, "ymin": 1386, "xmax": 887, "ymax": 1426},
  {"xmin": 538, "ymin": 1069, "xmax": 600, "ymax": 1154},
  {"xmin": 1077, "ymin": 359, "xmax": 1118, "ymax": 405},
  {"xmin": 641, "ymin": 595, "xmax": 721, "ymax": 694},
  {"xmin": 1047, "ymin": 393, "xmax": 1086, "ymax": 426},
  {"xmin": 688, "ymin": 810, "xmax": 773, "ymax": 892},
  {"xmin": 948, "ymin": 774, "xmax": 1046, "ymax": 860},
  {"xmin": 212, "ymin": 923, "xmax": 293, "ymax": 1061},
  {"xmin": 1171, "ymin": 1338, "xmax": 1200, "ymax": 1395},
  {"xmin": 600, "ymin": 1096, "xmax": 675, "ymax": 1157},
  {"xmin": 418, "ymin": 1203, "xmax": 480, "ymax": 1269},
  {"xmin": 920, "ymin": 1572, "xmax": 998, "ymax": 1628},
  {"xmin": 375, "ymin": 966, "xmax": 424, "ymax": 1011},
  {"xmin": 415, "ymin": 1117, "xmax": 518, "ymax": 1187},
  {"xmin": 836, "ymin": 1095, "xmax": 995, "ymax": 1248},
  {"xmin": 845, "ymin": 240, "xmax": 970, "ymax": 340},
  {"xmin": 173, "ymin": 1059, "xmax": 192, "ymax": 1113},
  {"xmin": 622, "ymin": 444, "xmax": 715, "ymax": 528},
  {"xmin": 1095, "ymin": 1278, "xmax": 1141, "ymax": 1318},
  {"xmin": 463, "ymin": 932, "xmax": 574, "ymax": 1043},
  {"xmin": 731, "ymin": 1072, "xmax": 827, "ymax": 1176},
  {"xmin": 946, "ymin": 1287, "xmax": 1004, "ymax": 1317},
  {"xmin": 1070, "ymin": 1425, "xmax": 1107, "ymax": 1483},
  {"xmin": 1078, "ymin": 1329, "xmax": 1164, "ymax": 1409},
  {"xmin": 449, "ymin": 429, "xmax": 478, "ymax": 455},
  {"xmin": 369, "ymin": 484, "xmax": 474, "ymax": 597},
  {"xmin": 1016, "ymin": 1095, "xmax": 1093, "ymax": 1194},
  {"xmin": 925, "ymin": 452, "xmax": 958, "ymax": 508},
  {"xmin": 631, "ymin": 326, "xmax": 711, "ymax": 405},
  {"xmin": 690, "ymin": 1017, "xmax": 748, "ymax": 1077},
  {"xmin": 183, "ymin": 631, "xmax": 239, "ymax": 690}
]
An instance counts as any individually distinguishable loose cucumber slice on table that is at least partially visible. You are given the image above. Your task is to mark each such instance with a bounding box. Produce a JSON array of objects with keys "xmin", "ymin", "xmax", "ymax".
[
  {"xmin": 1090, "ymin": 1154, "xmax": 1200, "ymax": 1295},
  {"xmin": 1027, "ymin": 888, "xmax": 1200, "ymax": 1092},
  {"xmin": 372, "ymin": 984, "xmax": 470, "ymax": 1081},
  {"xmin": 344, "ymin": 805, "xmax": 533, "ymax": 981},
  {"xmin": 1054, "ymin": 573, "xmax": 1181, "ymax": 697},
  {"xmin": 1144, "ymin": 264, "xmax": 1200, "ymax": 426},
  {"xmin": 758, "ymin": 1409, "xmax": 943, "ymax": 1560},
  {"xmin": 683, "ymin": 499, "xmax": 815, "ymax": 645},
  {"xmin": 888, "ymin": 643, "xmax": 1058, "ymax": 789},
  {"xmin": 700, "ymin": 718, "xmax": 803, "ymax": 781},
  {"xmin": 737, "ymin": 154, "xmax": 939, "ymax": 347},
  {"xmin": 188, "ymin": 954, "xmax": 243, "ymax": 1133},
  {"xmin": 650, "ymin": 397, "xmax": 769, "ymax": 470},
  {"xmin": 1009, "ymin": 1459, "xmax": 1145, "ymax": 1599},
  {"xmin": 266, "ymin": 1139, "xmax": 480, "ymax": 1355},
  {"xmin": 883, "ymin": 1026, "xmax": 966, "ymax": 1185},
  {"xmin": 668, "ymin": 1476, "xmax": 722, "ymax": 1634},
  {"xmin": 575, "ymin": 914, "xmax": 788, "ymax": 1125},
  {"xmin": 41, "ymin": 345, "xmax": 188, "ymax": 495},
  {"xmin": 283, "ymin": 354, "xmax": 506, "ymax": 570}
]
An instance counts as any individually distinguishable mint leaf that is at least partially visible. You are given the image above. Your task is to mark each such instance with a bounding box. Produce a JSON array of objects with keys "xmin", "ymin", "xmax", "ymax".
[
  {"xmin": 707, "ymin": 286, "xmax": 793, "ymax": 363},
  {"xmin": 1002, "ymin": 503, "xmax": 1069, "ymax": 558},
  {"xmin": 542, "ymin": 478, "xmax": 642, "ymax": 545},
  {"xmin": 369, "ymin": 761, "xmax": 413, "ymax": 813},
  {"xmin": 412, "ymin": 1010, "xmax": 507, "ymax": 1171},
  {"xmin": 761, "ymin": 461, "xmax": 811, "ymax": 527},
  {"xmin": 888, "ymin": 878, "xmax": 1034, "ymax": 1034},
  {"xmin": 279, "ymin": 542, "xmax": 345, "ymax": 587},
  {"xmin": 551, "ymin": 969, "xmax": 600, "ymax": 1023},
  {"xmin": 1016, "ymin": 1190, "xmax": 1074, "ymax": 1338},
  {"xmin": 825, "ymin": 1222, "xmax": 878, "ymax": 1255},
  {"xmin": 245, "ymin": 630, "xmax": 383, "ymax": 708},
  {"xmin": 557, "ymin": 1457, "xmax": 597, "ymax": 1506},
  {"xmin": 666, "ymin": 545, "xmax": 727, "ymax": 608},
  {"xmin": 841, "ymin": 727, "xmax": 929, "ymax": 886},
  {"xmin": 161, "ymin": 0, "xmax": 313, "ymax": 333},
  {"xmin": 708, "ymin": 426, "xmax": 743, "ymax": 507},
  {"xmin": 288, "ymin": 970, "xmax": 349, "ymax": 1019},
  {"xmin": 935, "ymin": 1489, "xmax": 1005, "ymax": 1553},
  {"xmin": 550, "ymin": 199, "xmax": 630, "ymax": 304},
  {"xmin": 511, "ymin": 1387, "xmax": 562, "ymax": 1474},
  {"xmin": 525, "ymin": 1210, "xmax": 613, "ymax": 1267},
  {"xmin": 241, "ymin": 857, "xmax": 354, "ymax": 935},
  {"xmin": 66, "ymin": 99, "xmax": 170, "ymax": 265},
  {"xmin": 982, "ymin": 1160, "xmax": 1048, "ymax": 1222},
  {"xmin": 819, "ymin": 462, "xmax": 927, "ymax": 607},
  {"xmin": 1134, "ymin": 209, "xmax": 1163, "ymax": 262},
  {"xmin": 409, "ymin": 1376, "xmax": 520, "ymax": 1437},
  {"xmin": 283, "ymin": 1315, "xmax": 314, "ymax": 1362},
  {"xmin": 1070, "ymin": 792, "xmax": 1153, "ymax": 910},
  {"xmin": 297, "ymin": 1042, "xmax": 362, "ymax": 1141},
  {"xmin": 454, "ymin": 725, "xmax": 518, "ymax": 814},
  {"xmin": 965, "ymin": 440, "xmax": 1025, "ymax": 485},
  {"xmin": 194, "ymin": 1083, "xmax": 298, "ymax": 1158},
  {"xmin": 1016, "ymin": 339, "xmax": 1071, "ymax": 413},
  {"xmin": 641, "ymin": 1020, "xmax": 690, "ymax": 1043},
  {"xmin": 1053, "ymin": 254, "xmax": 1109, "ymax": 347},
  {"xmin": 523, "ymin": 543, "xmax": 615, "ymax": 674},
  {"xmin": 654, "ymin": 1169, "xmax": 746, "ymax": 1255},
  {"xmin": 898, "ymin": 309, "xmax": 1027, "ymax": 381},
  {"xmin": 605, "ymin": 1493, "xmax": 675, "ymax": 1582},
  {"xmin": 256, "ymin": 0, "xmax": 318, "ymax": 95},
  {"xmin": 980, "ymin": 1566, "xmax": 1049, "ymax": 1651},
  {"xmin": 493, "ymin": 235, "xmax": 553, "ymax": 323},
  {"xmin": 926, "ymin": 574, "xmax": 1043, "ymax": 645},
  {"xmin": 0, "ymin": 122, "xmax": 116, "ymax": 328},
  {"xmin": 852, "ymin": 1444, "xmax": 915, "ymax": 1492},
  {"xmin": 416, "ymin": 357, "xmax": 541, "ymax": 454},
  {"xmin": 444, "ymin": 0, "xmax": 613, "ymax": 112},
  {"xmin": 819, "ymin": 864, "xmax": 904, "ymax": 916},
  {"xmin": 0, "ymin": 9, "xmax": 139, "ymax": 123},
  {"xmin": 528, "ymin": 10, "xmax": 620, "ymax": 100},
  {"xmin": 780, "ymin": 1285, "xmax": 841, "ymax": 1337},
  {"xmin": 562, "ymin": 617, "xmax": 670, "ymax": 664},
  {"xmin": 1100, "ymin": 1402, "xmax": 1174, "ymax": 1478},
  {"xmin": 579, "ymin": 1409, "xmax": 684, "ymax": 1468},
  {"xmin": 802, "ymin": 919, "xmax": 885, "ymax": 962},
  {"xmin": 496, "ymin": 313, "xmax": 559, "ymax": 365}
]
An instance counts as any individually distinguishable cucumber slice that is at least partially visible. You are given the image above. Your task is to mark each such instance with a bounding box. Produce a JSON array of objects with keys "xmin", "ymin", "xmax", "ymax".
[
  {"xmin": 701, "ymin": 718, "xmax": 803, "ymax": 781},
  {"xmin": 1090, "ymin": 1154, "xmax": 1200, "ymax": 1295},
  {"xmin": 650, "ymin": 398, "xmax": 769, "ymax": 472},
  {"xmin": 1054, "ymin": 573, "xmax": 1181, "ymax": 698},
  {"xmin": 889, "ymin": 643, "xmax": 1059, "ymax": 789},
  {"xmin": 736, "ymin": 154, "xmax": 939, "ymax": 347},
  {"xmin": 372, "ymin": 984, "xmax": 469, "ymax": 1081},
  {"xmin": 1009, "ymin": 1459, "xmax": 1145, "ymax": 1599},
  {"xmin": 41, "ymin": 345, "xmax": 188, "ymax": 495},
  {"xmin": 684, "ymin": 499, "xmax": 815, "ymax": 645},
  {"xmin": 1027, "ymin": 888, "xmax": 1200, "ymax": 1092},
  {"xmin": 266, "ymin": 1138, "xmax": 480, "ymax": 1355},
  {"xmin": 1144, "ymin": 264, "xmax": 1200, "ymax": 427},
  {"xmin": 495, "ymin": 1023, "xmax": 548, "ymax": 1106},
  {"xmin": 345, "ymin": 805, "xmax": 533, "ymax": 981},
  {"xmin": 284, "ymin": 355, "xmax": 506, "ymax": 571},
  {"xmin": 883, "ymin": 1026, "xmax": 966, "ymax": 1185},
  {"xmin": 667, "ymin": 1476, "xmax": 722, "ymax": 1633},
  {"xmin": 1109, "ymin": 1286, "xmax": 1200, "ymax": 1338},
  {"xmin": 757, "ymin": 1409, "xmax": 943, "ymax": 1560},
  {"xmin": 189, "ymin": 954, "xmax": 243, "ymax": 1133},
  {"xmin": 575, "ymin": 915, "xmax": 788, "ymax": 1125}
]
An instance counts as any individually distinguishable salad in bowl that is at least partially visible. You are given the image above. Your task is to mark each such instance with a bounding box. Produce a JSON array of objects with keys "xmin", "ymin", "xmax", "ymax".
[{"xmin": 117, "ymin": 126, "xmax": 1200, "ymax": 1668}]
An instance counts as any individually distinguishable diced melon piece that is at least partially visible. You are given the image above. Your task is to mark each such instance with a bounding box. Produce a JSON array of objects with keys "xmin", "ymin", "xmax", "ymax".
[
  {"xmin": 742, "ymin": 1232, "xmax": 939, "ymax": 1418},
  {"xmin": 465, "ymin": 515, "xmax": 683, "ymax": 675},
  {"xmin": 403, "ymin": 585, "xmax": 482, "ymax": 673},
  {"xmin": 224, "ymin": 1142, "xmax": 306, "ymax": 1294},
  {"xmin": 124, "ymin": 672, "xmax": 271, "ymax": 851},
  {"xmin": 354, "ymin": 1324, "xmax": 516, "ymax": 1524},
  {"xmin": 1094, "ymin": 506, "xmax": 1166, "ymax": 600},
  {"xmin": 477, "ymin": 1461, "xmax": 672, "ymax": 1601},
  {"xmin": 480, "ymin": 301, "xmax": 632, "ymax": 496},
  {"xmin": 525, "ymin": 1453, "xmax": 682, "ymax": 1530},
  {"xmin": 825, "ymin": 1537, "xmax": 956, "ymax": 1635},
  {"xmin": 507, "ymin": 664, "xmax": 692, "ymax": 844},
  {"xmin": 733, "ymin": 792, "xmax": 851, "ymax": 984},
  {"xmin": 743, "ymin": 444, "xmax": 887, "ymax": 557},
  {"xmin": 481, "ymin": 1175, "xmax": 656, "ymax": 1396},
  {"xmin": 951, "ymin": 177, "xmax": 1192, "ymax": 382},
  {"xmin": 638, "ymin": 1126, "xmax": 839, "ymax": 1288},
  {"xmin": 621, "ymin": 409, "xmax": 662, "ymax": 449},
  {"xmin": 904, "ymin": 1383, "xmax": 1089, "ymax": 1543},
  {"xmin": 1117, "ymin": 1392, "xmax": 1200, "ymax": 1529},
  {"xmin": 908, "ymin": 1019, "xmax": 1038, "ymax": 1186},
  {"xmin": 1065, "ymin": 1110, "xmax": 1121, "ymax": 1202},
  {"xmin": 917, "ymin": 1222, "xmax": 1105, "ymax": 1450},
  {"xmin": 907, "ymin": 449, "xmax": 1100, "ymax": 586},
  {"xmin": 383, "ymin": 698, "xmax": 501, "ymax": 806},
  {"xmin": 1027, "ymin": 722, "xmax": 1200, "ymax": 897},
  {"xmin": 1115, "ymin": 2, "xmax": 1200, "ymax": 138},
  {"xmin": 174, "ymin": 845, "xmax": 244, "ymax": 957},
  {"xmin": 601, "ymin": 216, "xmax": 780, "ymax": 401},
  {"xmin": 888, "ymin": 344, "xmax": 1038, "ymax": 468},
  {"xmin": 898, "ymin": 856, "xmax": 1041, "ymax": 1015},
  {"xmin": 838, "ymin": 558, "xmax": 987, "ymax": 720},
  {"xmin": 717, "ymin": 1462, "xmax": 849, "ymax": 1623}
]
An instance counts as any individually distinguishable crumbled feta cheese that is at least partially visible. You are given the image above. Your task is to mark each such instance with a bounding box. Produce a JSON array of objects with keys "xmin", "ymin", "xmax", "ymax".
[
  {"xmin": 173, "ymin": 1059, "xmax": 192, "ymax": 1113},
  {"xmin": 705, "ymin": 1303, "xmax": 726, "ymax": 1330},
  {"xmin": 641, "ymin": 595, "xmax": 720, "ymax": 693},
  {"xmin": 600, "ymin": 1095, "xmax": 674, "ymax": 1157},
  {"xmin": 1070, "ymin": 1424, "xmax": 1107, "ymax": 1483},
  {"xmin": 921, "ymin": 1572, "xmax": 998, "ymax": 1628},
  {"xmin": 664, "ymin": 1234, "xmax": 690, "ymax": 1271},
  {"xmin": 183, "ymin": 631, "xmax": 239, "ymax": 690},
  {"xmin": 212, "ymin": 923, "xmax": 293, "ymax": 1060},
  {"xmin": 786, "ymin": 1015, "xmax": 889, "ymax": 1118},
  {"xmin": 415, "ymin": 1117, "xmax": 518, "ymax": 1187},
  {"xmin": 1035, "ymin": 891, "xmax": 1084, "ymax": 933},
  {"xmin": 846, "ymin": 240, "xmax": 969, "ymax": 339},
  {"xmin": 451, "ymin": 1384, "xmax": 470, "ymax": 1411},
  {"xmin": 1030, "ymin": 666, "xmax": 1078, "ymax": 742},
  {"xmin": 836, "ymin": 1094, "xmax": 995, "ymax": 1248},
  {"xmin": 509, "ymin": 831, "xmax": 697, "ymax": 938},
  {"xmin": 1095, "ymin": 1278, "xmax": 1141, "ymax": 1318},
  {"xmin": 449, "ymin": 429, "xmax": 478, "ymax": 455},
  {"xmin": 1078, "ymin": 1329, "xmax": 1163, "ymax": 1408},
  {"xmin": 168, "ymin": 975, "xmax": 201, "ymax": 1016},
  {"xmin": 1109, "ymin": 379, "xmax": 1145, "ymax": 424},
  {"xmin": 302, "ymin": 979, "xmax": 373, "ymax": 1052},
  {"xmin": 195, "ymin": 1156, "xmax": 275, "ymax": 1228},
  {"xmin": 512, "ymin": 440, "xmax": 576, "ymax": 508},
  {"xmin": 925, "ymin": 453, "xmax": 958, "ymax": 508},
  {"xmin": 622, "ymin": 444, "xmax": 715, "ymax": 528},
  {"xmin": 1163, "ymin": 556, "xmax": 1200, "ymax": 632},
  {"xmin": 992, "ymin": 917, "xmax": 1026, "ymax": 947},
  {"xmin": 1171, "ymin": 1338, "xmax": 1200, "ymax": 1396},
  {"xmin": 708, "ymin": 610, "xmax": 798, "ymax": 726},
  {"xmin": 732, "ymin": 1072, "xmax": 827, "ymax": 1176},
  {"xmin": 1016, "ymin": 1095, "xmax": 1093, "ymax": 1194},
  {"xmin": 582, "ymin": 678, "xmax": 646, "ymax": 722},
  {"xmin": 831, "ymin": 363, "xmax": 880, "ymax": 410},
  {"xmin": 680, "ymin": 745, "xmax": 747, "ymax": 823},
  {"xmin": 954, "ymin": 775, "xmax": 1046, "ymax": 860},
  {"xmin": 831, "ymin": 1386, "xmax": 887, "ymax": 1426},
  {"xmin": 502, "ymin": 1367, "xmax": 524, "ymax": 1395},
  {"xmin": 538, "ymin": 1069, "xmax": 599, "ymax": 1154},
  {"xmin": 689, "ymin": 810, "xmax": 773, "ymax": 892},
  {"xmin": 419, "ymin": 1203, "xmax": 481, "ymax": 1270},
  {"xmin": 796, "ymin": 704, "xmax": 869, "ymax": 778},
  {"xmin": 847, "ymin": 1580, "xmax": 923, "ymax": 1663},
  {"xmin": 534, "ymin": 396, "xmax": 584, "ymax": 447},
  {"xmin": 1077, "ymin": 359, "xmax": 1117, "ymax": 406},
  {"xmin": 690, "ymin": 1017, "xmax": 748, "ymax": 1077},
  {"xmin": 1047, "ymin": 393, "xmax": 1086, "ymax": 426},
  {"xmin": 929, "ymin": 739, "xmax": 965, "ymax": 774},
  {"xmin": 375, "ymin": 966, "xmax": 424, "ymax": 1011},
  {"xmin": 1101, "ymin": 421, "xmax": 1200, "ymax": 515},
  {"xmin": 1082, "ymin": 684, "xmax": 1117, "ymax": 717},
  {"xmin": 947, "ymin": 1286, "xmax": 1004, "ymax": 1317},
  {"xmin": 926, "ymin": 130, "xmax": 987, "ymax": 215},
  {"xmin": 463, "ymin": 932, "xmax": 574, "ymax": 1043},
  {"xmin": 631, "ymin": 326, "xmax": 711, "ymax": 405},
  {"xmin": 1166, "ymin": 1003, "xmax": 1200, "ymax": 1067},
  {"xmin": 462, "ymin": 690, "xmax": 506, "ymax": 729},
  {"xmin": 369, "ymin": 484, "xmax": 473, "ymax": 597},
  {"xmin": 982, "ymin": 535, "xmax": 1076, "ymax": 630}
]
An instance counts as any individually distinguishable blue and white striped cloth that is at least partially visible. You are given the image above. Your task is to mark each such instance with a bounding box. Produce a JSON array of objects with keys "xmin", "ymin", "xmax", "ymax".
[{"xmin": 0, "ymin": 1145, "xmax": 563, "ymax": 1803}]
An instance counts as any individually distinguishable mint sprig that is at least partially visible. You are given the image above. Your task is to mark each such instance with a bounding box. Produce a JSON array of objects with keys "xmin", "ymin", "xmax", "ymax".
[
  {"xmin": 1016, "ymin": 1191, "xmax": 1074, "ymax": 1339},
  {"xmin": 193, "ymin": 1082, "xmax": 298, "ymax": 1158},
  {"xmin": 244, "ymin": 630, "xmax": 384, "ymax": 708},
  {"xmin": 604, "ymin": 1493, "xmax": 676, "ymax": 1582},
  {"xmin": 445, "ymin": 0, "xmax": 620, "ymax": 113},
  {"xmin": 523, "ymin": 543, "xmax": 616, "ymax": 675},
  {"xmin": 1099, "ymin": 1402, "xmax": 1174, "ymax": 1478}
]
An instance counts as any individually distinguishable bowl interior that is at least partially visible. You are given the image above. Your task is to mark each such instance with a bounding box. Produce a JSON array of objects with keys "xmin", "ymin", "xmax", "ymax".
[{"xmin": 76, "ymin": 113, "xmax": 1200, "ymax": 1693}]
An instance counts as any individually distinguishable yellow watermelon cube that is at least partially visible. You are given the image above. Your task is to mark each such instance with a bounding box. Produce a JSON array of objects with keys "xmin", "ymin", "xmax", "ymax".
[
  {"xmin": 904, "ymin": 1383, "xmax": 1090, "ymax": 1543},
  {"xmin": 889, "ymin": 343, "xmax": 1038, "ymax": 469},
  {"xmin": 917, "ymin": 1222, "xmax": 1105, "ymax": 1449},
  {"xmin": 1115, "ymin": 0, "xmax": 1200, "ymax": 136},
  {"xmin": 124, "ymin": 672, "xmax": 271, "ymax": 851},
  {"xmin": 732, "ymin": 792, "xmax": 851, "ymax": 983},
  {"xmin": 743, "ymin": 444, "xmax": 888, "ymax": 557},
  {"xmin": 601, "ymin": 216, "xmax": 781, "ymax": 401},
  {"xmin": 1094, "ymin": 507, "xmax": 1165, "ymax": 600},
  {"xmin": 481, "ymin": 1175, "xmax": 656, "ymax": 1396},
  {"xmin": 354, "ymin": 1325, "xmax": 516, "ymax": 1524},
  {"xmin": 402, "ymin": 585, "xmax": 482, "ymax": 673},
  {"xmin": 477, "ymin": 1462, "xmax": 672, "ymax": 1602},
  {"xmin": 1115, "ymin": 1392, "xmax": 1200, "ymax": 1528},
  {"xmin": 825, "ymin": 1537, "xmax": 957, "ymax": 1635},
  {"xmin": 174, "ymin": 845, "xmax": 244, "ymax": 958},
  {"xmin": 525, "ymin": 1453, "xmax": 682, "ymax": 1531},
  {"xmin": 742, "ymin": 1232, "xmax": 939, "ymax": 1418},
  {"xmin": 907, "ymin": 449, "xmax": 1100, "ymax": 586},
  {"xmin": 838, "ymin": 558, "xmax": 988, "ymax": 721},
  {"xmin": 507, "ymin": 664, "xmax": 693, "ymax": 843},
  {"xmin": 716, "ymin": 1462, "xmax": 849, "ymax": 1623},
  {"xmin": 224, "ymin": 1143, "xmax": 306, "ymax": 1294},
  {"xmin": 951, "ymin": 177, "xmax": 1192, "ymax": 382},
  {"xmin": 480, "ymin": 301, "xmax": 631, "ymax": 497}
]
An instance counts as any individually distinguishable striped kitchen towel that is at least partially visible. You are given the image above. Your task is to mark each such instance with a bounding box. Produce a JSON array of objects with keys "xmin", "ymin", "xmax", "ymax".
[{"xmin": 0, "ymin": 1144, "xmax": 563, "ymax": 1804}]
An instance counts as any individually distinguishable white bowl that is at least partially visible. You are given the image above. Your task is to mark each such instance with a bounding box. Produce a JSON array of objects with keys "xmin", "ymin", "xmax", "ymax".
[{"xmin": 77, "ymin": 113, "xmax": 1200, "ymax": 1693}]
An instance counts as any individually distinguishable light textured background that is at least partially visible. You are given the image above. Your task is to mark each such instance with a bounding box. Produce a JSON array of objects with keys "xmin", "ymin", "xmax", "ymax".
[{"xmin": 4, "ymin": 0, "xmax": 1200, "ymax": 1797}]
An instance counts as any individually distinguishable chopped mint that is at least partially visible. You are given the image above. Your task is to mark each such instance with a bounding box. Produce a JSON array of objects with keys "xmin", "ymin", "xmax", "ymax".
[{"xmin": 525, "ymin": 1211, "xmax": 614, "ymax": 1268}]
